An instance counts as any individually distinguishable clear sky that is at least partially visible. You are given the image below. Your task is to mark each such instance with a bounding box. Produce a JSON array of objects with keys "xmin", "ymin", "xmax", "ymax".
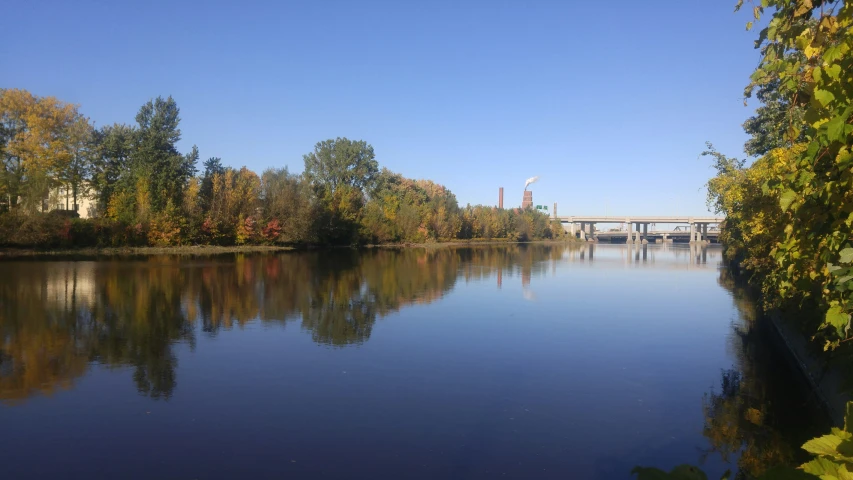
[{"xmin": 2, "ymin": 0, "xmax": 760, "ymax": 216}]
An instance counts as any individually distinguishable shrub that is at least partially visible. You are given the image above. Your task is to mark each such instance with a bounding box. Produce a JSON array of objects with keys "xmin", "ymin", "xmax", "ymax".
[
  {"xmin": 235, "ymin": 216, "xmax": 257, "ymax": 245},
  {"xmin": 261, "ymin": 219, "xmax": 282, "ymax": 244},
  {"xmin": 147, "ymin": 211, "xmax": 182, "ymax": 246},
  {"xmin": 47, "ymin": 209, "xmax": 80, "ymax": 219},
  {"xmin": 14, "ymin": 214, "xmax": 66, "ymax": 248},
  {"xmin": 69, "ymin": 219, "xmax": 97, "ymax": 247},
  {"xmin": 0, "ymin": 212, "xmax": 24, "ymax": 246}
]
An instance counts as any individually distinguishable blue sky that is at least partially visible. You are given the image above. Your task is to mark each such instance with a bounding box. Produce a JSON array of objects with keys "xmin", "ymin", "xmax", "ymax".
[{"xmin": 2, "ymin": 1, "xmax": 760, "ymax": 215}]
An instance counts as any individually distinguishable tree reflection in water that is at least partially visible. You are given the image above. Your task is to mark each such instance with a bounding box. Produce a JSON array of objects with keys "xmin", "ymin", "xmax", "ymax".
[
  {"xmin": 0, "ymin": 245, "xmax": 572, "ymax": 403},
  {"xmin": 701, "ymin": 268, "xmax": 829, "ymax": 479}
]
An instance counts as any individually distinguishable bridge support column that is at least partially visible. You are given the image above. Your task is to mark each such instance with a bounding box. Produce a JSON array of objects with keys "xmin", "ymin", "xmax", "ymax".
[
  {"xmin": 689, "ymin": 223, "xmax": 696, "ymax": 244},
  {"xmin": 702, "ymin": 223, "xmax": 709, "ymax": 244},
  {"xmin": 588, "ymin": 223, "xmax": 595, "ymax": 242},
  {"xmin": 642, "ymin": 223, "xmax": 648, "ymax": 244},
  {"xmin": 626, "ymin": 221, "xmax": 633, "ymax": 244}
]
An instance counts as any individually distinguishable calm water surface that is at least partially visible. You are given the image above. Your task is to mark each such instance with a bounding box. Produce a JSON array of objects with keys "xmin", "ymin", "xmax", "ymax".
[{"xmin": 0, "ymin": 244, "xmax": 828, "ymax": 479}]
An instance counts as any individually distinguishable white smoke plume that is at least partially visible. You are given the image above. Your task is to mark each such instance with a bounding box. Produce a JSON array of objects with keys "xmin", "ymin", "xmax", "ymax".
[{"xmin": 524, "ymin": 176, "xmax": 539, "ymax": 191}]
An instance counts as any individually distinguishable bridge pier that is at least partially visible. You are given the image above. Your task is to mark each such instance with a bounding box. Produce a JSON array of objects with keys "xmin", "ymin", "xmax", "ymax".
[
  {"xmin": 626, "ymin": 221, "xmax": 633, "ymax": 244},
  {"xmin": 702, "ymin": 223, "xmax": 709, "ymax": 244},
  {"xmin": 642, "ymin": 223, "xmax": 648, "ymax": 245},
  {"xmin": 689, "ymin": 222, "xmax": 696, "ymax": 244}
]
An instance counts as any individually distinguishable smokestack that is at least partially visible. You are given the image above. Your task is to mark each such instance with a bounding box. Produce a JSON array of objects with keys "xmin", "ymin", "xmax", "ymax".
[
  {"xmin": 522, "ymin": 190, "xmax": 533, "ymax": 209},
  {"xmin": 499, "ymin": 187, "xmax": 504, "ymax": 209}
]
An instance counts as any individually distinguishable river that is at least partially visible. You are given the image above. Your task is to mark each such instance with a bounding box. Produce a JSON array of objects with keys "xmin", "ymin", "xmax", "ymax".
[{"xmin": 0, "ymin": 244, "xmax": 829, "ymax": 479}]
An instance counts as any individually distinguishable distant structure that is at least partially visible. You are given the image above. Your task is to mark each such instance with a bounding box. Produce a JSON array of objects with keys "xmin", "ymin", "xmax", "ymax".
[
  {"xmin": 522, "ymin": 176, "xmax": 539, "ymax": 209},
  {"xmin": 522, "ymin": 191, "xmax": 533, "ymax": 209},
  {"xmin": 499, "ymin": 187, "xmax": 504, "ymax": 209}
]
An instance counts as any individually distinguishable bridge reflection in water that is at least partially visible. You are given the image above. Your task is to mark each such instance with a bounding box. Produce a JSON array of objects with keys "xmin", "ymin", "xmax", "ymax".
[
  {"xmin": 571, "ymin": 242, "xmax": 720, "ymax": 268},
  {"xmin": 500, "ymin": 243, "xmax": 721, "ymax": 294}
]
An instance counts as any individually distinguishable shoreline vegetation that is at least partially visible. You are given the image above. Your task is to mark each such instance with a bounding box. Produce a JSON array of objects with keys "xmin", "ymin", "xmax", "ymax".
[
  {"xmin": 1, "ymin": 89, "xmax": 569, "ymax": 251},
  {"xmin": 0, "ymin": 238, "xmax": 584, "ymax": 258},
  {"xmin": 703, "ymin": 1, "xmax": 853, "ymax": 356},
  {"xmin": 633, "ymin": 2, "xmax": 853, "ymax": 478}
]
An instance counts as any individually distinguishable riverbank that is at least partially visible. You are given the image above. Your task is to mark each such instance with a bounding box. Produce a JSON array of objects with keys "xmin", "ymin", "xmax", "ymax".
[
  {"xmin": 0, "ymin": 245, "xmax": 296, "ymax": 258},
  {"xmin": 768, "ymin": 311, "xmax": 852, "ymax": 426},
  {"xmin": 725, "ymin": 259, "xmax": 851, "ymax": 426},
  {"xmin": 0, "ymin": 238, "xmax": 586, "ymax": 258},
  {"xmin": 369, "ymin": 238, "xmax": 586, "ymax": 248}
]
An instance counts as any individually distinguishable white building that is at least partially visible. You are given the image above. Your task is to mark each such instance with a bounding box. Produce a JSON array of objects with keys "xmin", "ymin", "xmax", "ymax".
[{"xmin": 46, "ymin": 183, "xmax": 96, "ymax": 218}]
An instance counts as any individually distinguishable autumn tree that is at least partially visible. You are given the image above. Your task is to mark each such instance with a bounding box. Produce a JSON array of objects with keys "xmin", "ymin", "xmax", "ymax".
[
  {"xmin": 260, "ymin": 167, "xmax": 316, "ymax": 243},
  {"xmin": 303, "ymin": 137, "xmax": 378, "ymax": 195},
  {"xmin": 199, "ymin": 156, "xmax": 224, "ymax": 211},
  {"xmin": 101, "ymin": 97, "xmax": 197, "ymax": 231},
  {"xmin": 303, "ymin": 138, "xmax": 378, "ymax": 244},
  {"xmin": 0, "ymin": 89, "xmax": 90, "ymax": 212},
  {"xmin": 416, "ymin": 179, "xmax": 461, "ymax": 240},
  {"xmin": 206, "ymin": 167, "xmax": 261, "ymax": 243},
  {"xmin": 742, "ymin": 79, "xmax": 808, "ymax": 157},
  {"xmin": 90, "ymin": 123, "xmax": 135, "ymax": 215},
  {"xmin": 131, "ymin": 96, "xmax": 197, "ymax": 213},
  {"xmin": 705, "ymin": 0, "xmax": 853, "ymax": 348},
  {"xmin": 58, "ymin": 113, "xmax": 94, "ymax": 213}
]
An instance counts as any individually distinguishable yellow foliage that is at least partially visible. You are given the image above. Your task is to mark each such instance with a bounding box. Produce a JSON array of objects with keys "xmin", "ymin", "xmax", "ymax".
[
  {"xmin": 135, "ymin": 176, "xmax": 151, "ymax": 221},
  {"xmin": 708, "ymin": 145, "xmax": 803, "ymax": 298},
  {"xmin": 209, "ymin": 167, "xmax": 261, "ymax": 239},
  {"xmin": 106, "ymin": 189, "xmax": 135, "ymax": 223},
  {"xmin": 0, "ymin": 88, "xmax": 86, "ymax": 179},
  {"xmin": 183, "ymin": 177, "xmax": 201, "ymax": 219}
]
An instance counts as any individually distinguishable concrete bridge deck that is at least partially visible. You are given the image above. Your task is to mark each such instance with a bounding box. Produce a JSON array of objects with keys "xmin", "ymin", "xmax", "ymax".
[
  {"xmin": 555, "ymin": 216, "xmax": 724, "ymax": 244},
  {"xmin": 592, "ymin": 230, "xmax": 720, "ymax": 244},
  {"xmin": 556, "ymin": 216, "xmax": 724, "ymax": 224}
]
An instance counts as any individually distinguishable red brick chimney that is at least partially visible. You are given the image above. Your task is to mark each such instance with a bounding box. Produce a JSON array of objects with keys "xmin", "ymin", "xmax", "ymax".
[{"xmin": 522, "ymin": 191, "xmax": 533, "ymax": 209}]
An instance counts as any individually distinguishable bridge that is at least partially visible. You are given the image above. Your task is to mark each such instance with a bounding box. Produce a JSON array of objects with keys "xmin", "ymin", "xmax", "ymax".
[{"xmin": 555, "ymin": 216, "xmax": 724, "ymax": 244}]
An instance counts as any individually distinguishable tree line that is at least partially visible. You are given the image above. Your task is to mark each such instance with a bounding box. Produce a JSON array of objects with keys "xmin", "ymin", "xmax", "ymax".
[
  {"xmin": 705, "ymin": 1, "xmax": 853, "ymax": 350},
  {"xmin": 0, "ymin": 89, "xmax": 568, "ymax": 248}
]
